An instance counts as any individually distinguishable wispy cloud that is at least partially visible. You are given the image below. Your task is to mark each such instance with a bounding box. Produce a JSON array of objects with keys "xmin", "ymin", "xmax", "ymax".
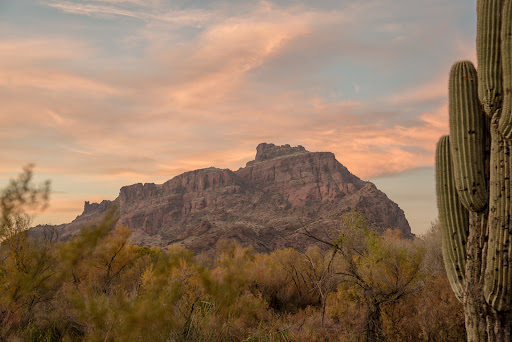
[
  {"xmin": 48, "ymin": 2, "xmax": 145, "ymax": 19},
  {"xmin": 47, "ymin": 0, "xmax": 213, "ymax": 27}
]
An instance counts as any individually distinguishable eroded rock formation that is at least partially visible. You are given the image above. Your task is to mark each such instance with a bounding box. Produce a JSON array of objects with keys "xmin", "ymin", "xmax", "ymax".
[{"xmin": 58, "ymin": 143, "xmax": 411, "ymax": 252}]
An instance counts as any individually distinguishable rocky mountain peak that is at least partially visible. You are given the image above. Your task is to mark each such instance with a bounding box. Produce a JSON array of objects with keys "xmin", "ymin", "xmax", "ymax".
[
  {"xmin": 247, "ymin": 143, "xmax": 308, "ymax": 166},
  {"xmin": 56, "ymin": 143, "xmax": 412, "ymax": 251},
  {"xmin": 82, "ymin": 200, "xmax": 115, "ymax": 217}
]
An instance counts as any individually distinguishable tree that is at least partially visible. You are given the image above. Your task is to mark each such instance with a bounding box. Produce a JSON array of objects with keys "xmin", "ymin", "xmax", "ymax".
[
  {"xmin": 0, "ymin": 165, "xmax": 50, "ymax": 239},
  {"xmin": 378, "ymin": 221, "xmax": 465, "ymax": 341},
  {"xmin": 0, "ymin": 226, "xmax": 59, "ymax": 338},
  {"xmin": 0, "ymin": 166, "xmax": 52, "ymax": 338},
  {"xmin": 304, "ymin": 211, "xmax": 424, "ymax": 341}
]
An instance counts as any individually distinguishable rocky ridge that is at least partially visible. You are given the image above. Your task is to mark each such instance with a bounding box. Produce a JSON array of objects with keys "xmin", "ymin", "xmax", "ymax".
[{"xmin": 57, "ymin": 143, "xmax": 411, "ymax": 252}]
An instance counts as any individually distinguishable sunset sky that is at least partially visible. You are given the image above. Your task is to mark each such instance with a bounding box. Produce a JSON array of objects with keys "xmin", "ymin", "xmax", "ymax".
[{"xmin": 0, "ymin": 0, "xmax": 477, "ymax": 235}]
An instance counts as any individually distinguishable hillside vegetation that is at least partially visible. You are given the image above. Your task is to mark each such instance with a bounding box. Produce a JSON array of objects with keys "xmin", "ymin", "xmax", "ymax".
[{"xmin": 0, "ymin": 169, "xmax": 464, "ymax": 341}]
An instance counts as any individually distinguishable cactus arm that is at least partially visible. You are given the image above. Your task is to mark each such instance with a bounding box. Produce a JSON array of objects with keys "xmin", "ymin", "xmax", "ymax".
[
  {"xmin": 498, "ymin": 0, "xmax": 512, "ymax": 137},
  {"xmin": 449, "ymin": 61, "xmax": 489, "ymax": 212},
  {"xmin": 477, "ymin": 0, "xmax": 504, "ymax": 117},
  {"xmin": 436, "ymin": 135, "xmax": 469, "ymax": 301}
]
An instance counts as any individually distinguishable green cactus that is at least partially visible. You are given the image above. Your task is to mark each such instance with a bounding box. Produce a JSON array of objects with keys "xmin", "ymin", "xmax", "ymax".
[
  {"xmin": 436, "ymin": 0, "xmax": 512, "ymax": 339},
  {"xmin": 476, "ymin": 0, "xmax": 503, "ymax": 117},
  {"xmin": 448, "ymin": 61, "xmax": 488, "ymax": 212},
  {"xmin": 498, "ymin": 0, "xmax": 512, "ymax": 137},
  {"xmin": 485, "ymin": 124, "xmax": 512, "ymax": 311},
  {"xmin": 435, "ymin": 135, "xmax": 468, "ymax": 301}
]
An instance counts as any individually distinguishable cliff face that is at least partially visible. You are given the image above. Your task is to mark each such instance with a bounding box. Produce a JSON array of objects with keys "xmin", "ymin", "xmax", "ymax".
[{"xmin": 58, "ymin": 143, "xmax": 411, "ymax": 252}]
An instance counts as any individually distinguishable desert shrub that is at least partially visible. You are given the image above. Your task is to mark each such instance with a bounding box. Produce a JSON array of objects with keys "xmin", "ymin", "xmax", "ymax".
[{"xmin": 0, "ymin": 206, "xmax": 466, "ymax": 341}]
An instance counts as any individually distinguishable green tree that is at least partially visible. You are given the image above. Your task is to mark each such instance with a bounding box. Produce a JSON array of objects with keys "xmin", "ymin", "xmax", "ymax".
[
  {"xmin": 0, "ymin": 165, "xmax": 50, "ymax": 239},
  {"xmin": 305, "ymin": 211, "xmax": 424, "ymax": 341},
  {"xmin": 0, "ymin": 167, "xmax": 53, "ymax": 338}
]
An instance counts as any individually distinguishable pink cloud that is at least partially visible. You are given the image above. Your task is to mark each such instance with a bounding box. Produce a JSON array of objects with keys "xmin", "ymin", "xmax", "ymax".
[
  {"xmin": 294, "ymin": 102, "xmax": 449, "ymax": 178},
  {"xmin": 141, "ymin": 9, "xmax": 342, "ymax": 110},
  {"xmin": 0, "ymin": 68, "xmax": 119, "ymax": 95},
  {"xmin": 0, "ymin": 39, "xmax": 93, "ymax": 62},
  {"xmin": 0, "ymin": 39, "xmax": 115, "ymax": 96},
  {"xmin": 0, "ymin": 29, "xmax": 449, "ymax": 182}
]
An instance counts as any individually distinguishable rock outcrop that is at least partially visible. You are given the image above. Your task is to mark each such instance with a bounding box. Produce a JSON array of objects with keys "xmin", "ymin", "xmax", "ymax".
[{"xmin": 57, "ymin": 143, "xmax": 411, "ymax": 252}]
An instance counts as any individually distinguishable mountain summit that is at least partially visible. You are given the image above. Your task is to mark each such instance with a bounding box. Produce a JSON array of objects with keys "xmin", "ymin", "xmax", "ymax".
[{"xmin": 59, "ymin": 143, "xmax": 411, "ymax": 252}]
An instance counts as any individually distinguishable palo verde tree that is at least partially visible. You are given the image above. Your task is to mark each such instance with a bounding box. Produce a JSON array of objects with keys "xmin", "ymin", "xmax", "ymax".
[
  {"xmin": 304, "ymin": 211, "xmax": 424, "ymax": 342},
  {"xmin": 0, "ymin": 167, "xmax": 51, "ymax": 338},
  {"xmin": 0, "ymin": 165, "xmax": 50, "ymax": 240},
  {"xmin": 435, "ymin": 0, "xmax": 512, "ymax": 340}
]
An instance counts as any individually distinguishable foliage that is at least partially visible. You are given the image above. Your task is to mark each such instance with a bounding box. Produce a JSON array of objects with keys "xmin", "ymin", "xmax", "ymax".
[
  {"xmin": 0, "ymin": 221, "xmax": 465, "ymax": 341},
  {"xmin": 0, "ymin": 170, "xmax": 465, "ymax": 340},
  {"xmin": 305, "ymin": 211, "xmax": 425, "ymax": 341},
  {"xmin": 0, "ymin": 165, "xmax": 50, "ymax": 239}
]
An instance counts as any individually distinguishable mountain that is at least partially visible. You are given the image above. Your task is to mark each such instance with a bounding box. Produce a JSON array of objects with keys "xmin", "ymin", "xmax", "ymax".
[{"xmin": 56, "ymin": 143, "xmax": 411, "ymax": 252}]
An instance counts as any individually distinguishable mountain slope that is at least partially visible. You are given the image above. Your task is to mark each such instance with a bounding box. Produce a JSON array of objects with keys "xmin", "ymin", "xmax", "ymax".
[{"xmin": 58, "ymin": 143, "xmax": 411, "ymax": 252}]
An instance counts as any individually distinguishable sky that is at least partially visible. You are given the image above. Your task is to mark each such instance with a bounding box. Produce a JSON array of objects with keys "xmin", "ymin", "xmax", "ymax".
[{"xmin": 0, "ymin": 0, "xmax": 478, "ymax": 235}]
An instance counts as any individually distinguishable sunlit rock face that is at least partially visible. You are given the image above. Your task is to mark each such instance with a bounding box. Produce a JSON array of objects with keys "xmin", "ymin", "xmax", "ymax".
[{"xmin": 58, "ymin": 143, "xmax": 411, "ymax": 252}]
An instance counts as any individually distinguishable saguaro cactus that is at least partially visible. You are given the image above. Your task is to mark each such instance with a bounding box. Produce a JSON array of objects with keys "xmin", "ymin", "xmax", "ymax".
[{"xmin": 436, "ymin": 0, "xmax": 512, "ymax": 340}]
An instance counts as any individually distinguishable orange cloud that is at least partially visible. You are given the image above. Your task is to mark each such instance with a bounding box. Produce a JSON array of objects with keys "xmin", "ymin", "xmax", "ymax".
[
  {"xmin": 141, "ymin": 8, "xmax": 342, "ymax": 110},
  {"xmin": 294, "ymin": 102, "xmax": 449, "ymax": 178},
  {"xmin": 0, "ymin": 39, "xmax": 93, "ymax": 63},
  {"xmin": 0, "ymin": 68, "xmax": 119, "ymax": 95},
  {"xmin": 0, "ymin": 38, "xmax": 115, "ymax": 96}
]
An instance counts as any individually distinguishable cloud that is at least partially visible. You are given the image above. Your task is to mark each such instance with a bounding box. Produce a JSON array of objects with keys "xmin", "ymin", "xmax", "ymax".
[
  {"xmin": 2, "ymin": 0, "xmax": 473, "ymax": 224},
  {"xmin": 86, "ymin": 0, "xmax": 147, "ymax": 4},
  {"xmin": 48, "ymin": 2, "xmax": 145, "ymax": 19},
  {"xmin": 388, "ymin": 75, "xmax": 448, "ymax": 105},
  {"xmin": 0, "ymin": 68, "xmax": 119, "ymax": 95},
  {"xmin": 0, "ymin": 24, "xmax": 450, "ymax": 180},
  {"xmin": 154, "ymin": 12, "xmax": 328, "ymax": 109},
  {"xmin": 0, "ymin": 39, "xmax": 95, "ymax": 64},
  {"xmin": 47, "ymin": 0, "xmax": 213, "ymax": 27},
  {"xmin": 282, "ymin": 101, "xmax": 449, "ymax": 178}
]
